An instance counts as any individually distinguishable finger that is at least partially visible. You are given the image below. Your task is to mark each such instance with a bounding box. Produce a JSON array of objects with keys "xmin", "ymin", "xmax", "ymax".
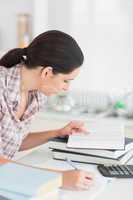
[
  {"xmin": 80, "ymin": 176, "xmax": 94, "ymax": 190},
  {"xmin": 81, "ymin": 171, "xmax": 94, "ymax": 180},
  {"xmin": 83, "ymin": 180, "xmax": 93, "ymax": 187},
  {"xmin": 75, "ymin": 127, "xmax": 88, "ymax": 133},
  {"xmin": 74, "ymin": 171, "xmax": 94, "ymax": 190},
  {"xmin": 76, "ymin": 181, "xmax": 91, "ymax": 190},
  {"xmin": 85, "ymin": 172, "xmax": 94, "ymax": 179},
  {"xmin": 66, "ymin": 131, "xmax": 73, "ymax": 135},
  {"xmin": 72, "ymin": 127, "xmax": 88, "ymax": 134},
  {"xmin": 71, "ymin": 129, "xmax": 76, "ymax": 134},
  {"xmin": 70, "ymin": 120, "xmax": 84, "ymax": 128},
  {"xmin": 84, "ymin": 177, "xmax": 93, "ymax": 185},
  {"xmin": 70, "ymin": 121, "xmax": 88, "ymax": 133},
  {"xmin": 79, "ymin": 126, "xmax": 89, "ymax": 132}
]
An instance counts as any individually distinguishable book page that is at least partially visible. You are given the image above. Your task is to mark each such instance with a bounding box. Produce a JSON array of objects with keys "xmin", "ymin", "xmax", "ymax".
[
  {"xmin": 67, "ymin": 119, "xmax": 125, "ymax": 150},
  {"xmin": 38, "ymin": 159, "xmax": 110, "ymax": 200}
]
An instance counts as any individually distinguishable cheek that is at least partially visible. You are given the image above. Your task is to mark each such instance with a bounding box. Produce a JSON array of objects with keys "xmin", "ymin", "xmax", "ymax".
[{"xmin": 53, "ymin": 79, "xmax": 64, "ymax": 89}]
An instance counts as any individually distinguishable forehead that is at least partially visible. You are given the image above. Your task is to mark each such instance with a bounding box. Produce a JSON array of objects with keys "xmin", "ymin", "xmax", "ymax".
[{"xmin": 57, "ymin": 68, "xmax": 80, "ymax": 79}]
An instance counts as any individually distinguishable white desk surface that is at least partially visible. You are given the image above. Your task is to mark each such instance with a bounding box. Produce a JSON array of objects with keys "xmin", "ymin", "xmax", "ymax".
[{"xmin": 16, "ymin": 111, "xmax": 133, "ymax": 200}]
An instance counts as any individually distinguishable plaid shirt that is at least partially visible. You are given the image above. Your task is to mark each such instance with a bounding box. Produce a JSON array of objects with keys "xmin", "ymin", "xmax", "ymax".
[{"xmin": 0, "ymin": 65, "xmax": 47, "ymax": 159}]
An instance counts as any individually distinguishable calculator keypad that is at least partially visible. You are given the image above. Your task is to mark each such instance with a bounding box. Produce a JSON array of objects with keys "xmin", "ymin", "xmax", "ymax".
[{"xmin": 98, "ymin": 165, "xmax": 133, "ymax": 178}]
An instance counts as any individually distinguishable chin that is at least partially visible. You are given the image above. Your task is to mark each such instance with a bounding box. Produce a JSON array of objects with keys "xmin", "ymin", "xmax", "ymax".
[
  {"xmin": 45, "ymin": 92, "xmax": 58, "ymax": 96},
  {"xmin": 49, "ymin": 93, "xmax": 58, "ymax": 96},
  {"xmin": 40, "ymin": 89, "xmax": 59, "ymax": 96}
]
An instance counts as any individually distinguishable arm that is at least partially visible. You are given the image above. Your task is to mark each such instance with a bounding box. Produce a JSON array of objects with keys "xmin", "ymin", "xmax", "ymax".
[
  {"xmin": 20, "ymin": 122, "xmax": 93, "ymax": 190},
  {"xmin": 41, "ymin": 167, "xmax": 94, "ymax": 190},
  {"xmin": 19, "ymin": 129, "xmax": 60, "ymax": 151},
  {"xmin": 20, "ymin": 120, "xmax": 87, "ymax": 151},
  {"xmin": 0, "ymin": 99, "xmax": 5, "ymax": 157},
  {"xmin": 0, "ymin": 112, "xmax": 4, "ymax": 157}
]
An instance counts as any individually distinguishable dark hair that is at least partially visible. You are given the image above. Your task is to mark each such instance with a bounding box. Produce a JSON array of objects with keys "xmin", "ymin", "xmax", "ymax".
[{"xmin": 0, "ymin": 30, "xmax": 84, "ymax": 74}]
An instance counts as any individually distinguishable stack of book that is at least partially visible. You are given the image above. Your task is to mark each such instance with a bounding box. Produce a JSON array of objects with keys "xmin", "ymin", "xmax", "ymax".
[
  {"xmin": 49, "ymin": 119, "xmax": 133, "ymax": 165},
  {"xmin": 0, "ymin": 159, "xmax": 62, "ymax": 200},
  {"xmin": 49, "ymin": 134, "xmax": 133, "ymax": 165}
]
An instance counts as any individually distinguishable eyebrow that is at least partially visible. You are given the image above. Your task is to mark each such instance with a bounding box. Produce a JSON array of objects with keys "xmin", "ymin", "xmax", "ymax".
[{"xmin": 65, "ymin": 78, "xmax": 74, "ymax": 81}]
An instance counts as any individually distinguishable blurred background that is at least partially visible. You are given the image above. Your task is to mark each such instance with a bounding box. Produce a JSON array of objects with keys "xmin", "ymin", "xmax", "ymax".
[{"xmin": 0, "ymin": 0, "xmax": 133, "ymax": 117}]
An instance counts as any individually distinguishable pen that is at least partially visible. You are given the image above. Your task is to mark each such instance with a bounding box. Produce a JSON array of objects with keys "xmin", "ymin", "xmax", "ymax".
[
  {"xmin": 66, "ymin": 158, "xmax": 78, "ymax": 170},
  {"xmin": 66, "ymin": 158, "xmax": 93, "ymax": 181}
]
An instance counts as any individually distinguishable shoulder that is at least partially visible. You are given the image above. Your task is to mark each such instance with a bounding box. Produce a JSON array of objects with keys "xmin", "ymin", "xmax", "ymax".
[
  {"xmin": 0, "ymin": 65, "xmax": 19, "ymax": 99},
  {"xmin": 0, "ymin": 66, "xmax": 8, "ymax": 113},
  {"xmin": 0, "ymin": 64, "xmax": 20, "ymax": 89},
  {"xmin": 0, "ymin": 65, "xmax": 21, "ymax": 113},
  {"xmin": 0, "ymin": 66, "xmax": 8, "ymax": 91},
  {"xmin": 0, "ymin": 65, "xmax": 8, "ymax": 79},
  {"xmin": 37, "ymin": 91, "xmax": 48, "ymax": 111}
]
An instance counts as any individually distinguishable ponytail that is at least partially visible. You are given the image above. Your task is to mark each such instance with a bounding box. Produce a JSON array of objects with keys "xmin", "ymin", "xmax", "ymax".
[
  {"xmin": 0, "ymin": 48, "xmax": 27, "ymax": 68},
  {"xmin": 0, "ymin": 30, "xmax": 84, "ymax": 73}
]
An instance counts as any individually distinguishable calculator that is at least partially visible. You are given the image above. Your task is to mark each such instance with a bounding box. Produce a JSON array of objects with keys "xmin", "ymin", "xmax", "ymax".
[{"xmin": 97, "ymin": 165, "xmax": 133, "ymax": 178}]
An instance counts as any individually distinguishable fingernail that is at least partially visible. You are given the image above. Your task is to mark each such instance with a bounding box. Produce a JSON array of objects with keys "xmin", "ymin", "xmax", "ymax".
[{"xmin": 86, "ymin": 177, "xmax": 92, "ymax": 180}]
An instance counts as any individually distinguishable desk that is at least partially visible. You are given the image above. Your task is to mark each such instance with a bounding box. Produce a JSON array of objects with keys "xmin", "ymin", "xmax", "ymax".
[
  {"xmin": 17, "ymin": 143, "xmax": 133, "ymax": 200},
  {"xmin": 16, "ymin": 111, "xmax": 133, "ymax": 200}
]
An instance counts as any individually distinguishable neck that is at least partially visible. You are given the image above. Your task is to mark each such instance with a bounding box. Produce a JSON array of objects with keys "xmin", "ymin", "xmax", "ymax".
[{"xmin": 20, "ymin": 65, "xmax": 40, "ymax": 92}]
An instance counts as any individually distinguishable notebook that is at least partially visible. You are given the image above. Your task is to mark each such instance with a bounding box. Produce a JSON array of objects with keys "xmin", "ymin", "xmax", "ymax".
[
  {"xmin": 0, "ymin": 190, "xmax": 28, "ymax": 200},
  {"xmin": 0, "ymin": 162, "xmax": 62, "ymax": 199},
  {"xmin": 67, "ymin": 119, "xmax": 125, "ymax": 150},
  {"xmin": 52, "ymin": 148, "xmax": 133, "ymax": 165},
  {"xmin": 49, "ymin": 137, "xmax": 133, "ymax": 159}
]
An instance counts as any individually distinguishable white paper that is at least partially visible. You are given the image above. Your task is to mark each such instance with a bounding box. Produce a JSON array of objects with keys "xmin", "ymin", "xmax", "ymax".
[
  {"xmin": 38, "ymin": 159, "xmax": 110, "ymax": 200},
  {"xmin": 67, "ymin": 119, "xmax": 125, "ymax": 150}
]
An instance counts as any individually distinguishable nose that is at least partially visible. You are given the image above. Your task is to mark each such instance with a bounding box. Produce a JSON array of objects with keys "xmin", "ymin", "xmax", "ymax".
[
  {"xmin": 63, "ymin": 84, "xmax": 69, "ymax": 91},
  {"xmin": 63, "ymin": 87, "xmax": 68, "ymax": 91}
]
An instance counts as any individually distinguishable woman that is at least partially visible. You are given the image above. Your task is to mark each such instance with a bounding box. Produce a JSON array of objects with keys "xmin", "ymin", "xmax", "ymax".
[{"xmin": 0, "ymin": 30, "xmax": 93, "ymax": 190}]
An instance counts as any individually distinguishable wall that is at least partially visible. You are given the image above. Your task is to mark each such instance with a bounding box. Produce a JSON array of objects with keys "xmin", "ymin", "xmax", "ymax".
[
  {"xmin": 0, "ymin": 0, "xmax": 33, "ymax": 51},
  {"xmin": 1, "ymin": 0, "xmax": 133, "ymax": 95},
  {"xmin": 33, "ymin": 0, "xmax": 133, "ymax": 95}
]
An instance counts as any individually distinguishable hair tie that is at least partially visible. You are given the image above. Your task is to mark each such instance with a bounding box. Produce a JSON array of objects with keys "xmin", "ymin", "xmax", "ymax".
[{"xmin": 22, "ymin": 48, "xmax": 28, "ymax": 62}]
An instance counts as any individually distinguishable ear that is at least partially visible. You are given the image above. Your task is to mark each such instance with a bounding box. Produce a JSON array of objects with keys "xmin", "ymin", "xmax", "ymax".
[{"xmin": 40, "ymin": 66, "xmax": 54, "ymax": 79}]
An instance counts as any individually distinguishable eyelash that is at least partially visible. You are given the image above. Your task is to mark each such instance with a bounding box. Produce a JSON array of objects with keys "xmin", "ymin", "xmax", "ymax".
[{"xmin": 64, "ymin": 80, "xmax": 69, "ymax": 83}]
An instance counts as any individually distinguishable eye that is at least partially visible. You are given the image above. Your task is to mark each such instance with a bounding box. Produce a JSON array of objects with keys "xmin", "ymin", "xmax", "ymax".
[{"xmin": 64, "ymin": 80, "xmax": 69, "ymax": 83}]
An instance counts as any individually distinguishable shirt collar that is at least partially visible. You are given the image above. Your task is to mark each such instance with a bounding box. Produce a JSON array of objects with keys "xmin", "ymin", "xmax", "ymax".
[
  {"xmin": 6, "ymin": 64, "xmax": 47, "ymax": 113},
  {"xmin": 6, "ymin": 64, "xmax": 21, "ymax": 105}
]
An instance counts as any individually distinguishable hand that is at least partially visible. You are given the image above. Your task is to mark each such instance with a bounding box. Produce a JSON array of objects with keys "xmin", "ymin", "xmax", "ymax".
[
  {"xmin": 62, "ymin": 170, "xmax": 94, "ymax": 190},
  {"xmin": 58, "ymin": 120, "xmax": 87, "ymax": 137}
]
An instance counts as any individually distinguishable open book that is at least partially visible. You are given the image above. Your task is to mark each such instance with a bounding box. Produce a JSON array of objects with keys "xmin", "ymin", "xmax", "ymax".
[
  {"xmin": 49, "ymin": 137, "xmax": 133, "ymax": 159},
  {"xmin": 67, "ymin": 119, "xmax": 125, "ymax": 150}
]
